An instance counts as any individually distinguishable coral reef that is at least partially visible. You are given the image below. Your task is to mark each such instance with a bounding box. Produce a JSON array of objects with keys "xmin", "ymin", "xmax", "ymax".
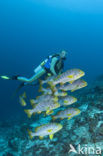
[{"xmin": 0, "ymin": 79, "xmax": 103, "ymax": 156}]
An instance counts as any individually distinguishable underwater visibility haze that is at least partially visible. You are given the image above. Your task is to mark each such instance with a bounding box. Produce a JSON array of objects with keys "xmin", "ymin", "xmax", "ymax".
[{"xmin": 0, "ymin": 0, "xmax": 103, "ymax": 155}]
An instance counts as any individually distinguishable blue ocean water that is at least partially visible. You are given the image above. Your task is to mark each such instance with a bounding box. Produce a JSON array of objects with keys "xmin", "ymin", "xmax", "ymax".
[{"xmin": 0, "ymin": 1, "xmax": 103, "ymax": 155}]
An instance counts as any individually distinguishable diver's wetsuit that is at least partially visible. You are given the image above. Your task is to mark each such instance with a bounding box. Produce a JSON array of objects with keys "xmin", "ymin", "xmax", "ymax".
[{"xmin": 15, "ymin": 53, "xmax": 65, "ymax": 84}]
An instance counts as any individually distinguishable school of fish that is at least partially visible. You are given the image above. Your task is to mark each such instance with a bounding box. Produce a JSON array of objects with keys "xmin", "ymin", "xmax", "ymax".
[{"xmin": 19, "ymin": 68, "xmax": 87, "ymax": 140}]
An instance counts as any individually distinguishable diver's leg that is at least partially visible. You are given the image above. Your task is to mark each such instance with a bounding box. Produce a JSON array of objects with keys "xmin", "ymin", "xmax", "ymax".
[{"xmin": 17, "ymin": 68, "xmax": 46, "ymax": 83}]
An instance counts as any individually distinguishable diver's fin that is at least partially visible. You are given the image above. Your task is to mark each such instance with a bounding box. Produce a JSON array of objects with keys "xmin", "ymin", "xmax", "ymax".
[
  {"xmin": 0, "ymin": 75, "xmax": 10, "ymax": 80},
  {"xmin": 24, "ymin": 109, "xmax": 32, "ymax": 118},
  {"xmin": 27, "ymin": 129, "xmax": 34, "ymax": 140}
]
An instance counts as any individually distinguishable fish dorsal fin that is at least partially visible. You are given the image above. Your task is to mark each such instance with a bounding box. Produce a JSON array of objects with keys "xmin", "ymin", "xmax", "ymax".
[
  {"xmin": 49, "ymin": 134, "xmax": 54, "ymax": 140},
  {"xmin": 35, "ymin": 124, "xmax": 45, "ymax": 132}
]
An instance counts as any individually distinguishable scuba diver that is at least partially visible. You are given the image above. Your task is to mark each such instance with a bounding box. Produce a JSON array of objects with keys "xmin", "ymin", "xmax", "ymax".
[{"xmin": 0, "ymin": 50, "xmax": 67, "ymax": 89}]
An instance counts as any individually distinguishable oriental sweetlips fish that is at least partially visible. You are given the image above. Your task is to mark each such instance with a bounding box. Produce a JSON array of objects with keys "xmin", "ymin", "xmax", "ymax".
[
  {"xmin": 52, "ymin": 108, "xmax": 81, "ymax": 120},
  {"xmin": 24, "ymin": 98, "xmax": 60, "ymax": 118},
  {"xmin": 48, "ymin": 69, "xmax": 85, "ymax": 88},
  {"xmin": 59, "ymin": 96, "xmax": 77, "ymax": 106},
  {"xmin": 59, "ymin": 79, "xmax": 87, "ymax": 92},
  {"xmin": 27, "ymin": 123, "xmax": 63, "ymax": 140},
  {"xmin": 39, "ymin": 68, "xmax": 85, "ymax": 87},
  {"xmin": 30, "ymin": 94, "xmax": 58, "ymax": 104}
]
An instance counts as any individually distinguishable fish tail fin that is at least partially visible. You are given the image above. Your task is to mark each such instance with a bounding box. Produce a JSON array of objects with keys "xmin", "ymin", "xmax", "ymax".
[
  {"xmin": 27, "ymin": 129, "xmax": 34, "ymax": 140},
  {"xmin": 24, "ymin": 109, "xmax": 32, "ymax": 118},
  {"xmin": 30, "ymin": 99, "xmax": 36, "ymax": 108},
  {"xmin": 48, "ymin": 81, "xmax": 56, "ymax": 93},
  {"xmin": 22, "ymin": 92, "xmax": 27, "ymax": 98}
]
